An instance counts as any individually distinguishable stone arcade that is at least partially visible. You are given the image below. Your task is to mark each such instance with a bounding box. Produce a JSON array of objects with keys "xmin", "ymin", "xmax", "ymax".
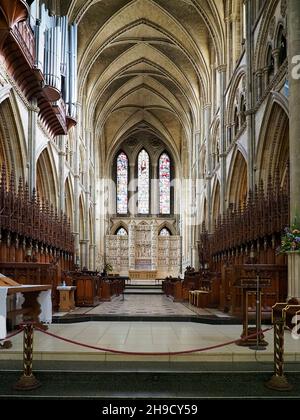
[{"xmin": 0, "ymin": 0, "xmax": 299, "ymax": 400}]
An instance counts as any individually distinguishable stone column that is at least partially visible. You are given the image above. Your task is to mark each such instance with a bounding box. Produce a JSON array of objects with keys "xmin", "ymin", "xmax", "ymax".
[
  {"xmin": 256, "ymin": 70, "xmax": 263, "ymax": 101},
  {"xmin": 287, "ymin": 0, "xmax": 300, "ymax": 299},
  {"xmin": 28, "ymin": 98, "xmax": 39, "ymax": 194},
  {"xmin": 151, "ymin": 163, "xmax": 158, "ymax": 215},
  {"xmin": 225, "ymin": 17, "xmax": 231, "ymax": 84},
  {"xmin": 73, "ymin": 127, "xmax": 80, "ymax": 266},
  {"xmin": 128, "ymin": 220, "xmax": 135, "ymax": 270},
  {"xmin": 128, "ymin": 163, "xmax": 136, "ymax": 216},
  {"xmin": 273, "ymin": 48, "xmax": 280, "ymax": 74},
  {"xmin": 192, "ymin": 245, "xmax": 199, "ymax": 271},
  {"xmin": 218, "ymin": 65, "xmax": 227, "ymax": 214},
  {"xmin": 231, "ymin": 14, "xmax": 238, "ymax": 66},
  {"xmin": 150, "ymin": 220, "xmax": 158, "ymax": 270},
  {"xmin": 58, "ymin": 135, "xmax": 66, "ymax": 212},
  {"xmin": 263, "ymin": 66, "xmax": 270, "ymax": 90},
  {"xmin": 204, "ymin": 104, "xmax": 212, "ymax": 230},
  {"xmin": 288, "ymin": 0, "xmax": 300, "ymax": 222},
  {"xmin": 83, "ymin": 129, "xmax": 91, "ymax": 268},
  {"xmin": 245, "ymin": 0, "xmax": 255, "ymax": 191},
  {"xmin": 89, "ymin": 244, "xmax": 95, "ymax": 270}
]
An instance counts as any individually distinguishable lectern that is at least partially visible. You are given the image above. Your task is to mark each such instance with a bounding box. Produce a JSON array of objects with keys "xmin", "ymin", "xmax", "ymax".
[{"xmin": 235, "ymin": 266, "xmax": 271, "ymax": 348}]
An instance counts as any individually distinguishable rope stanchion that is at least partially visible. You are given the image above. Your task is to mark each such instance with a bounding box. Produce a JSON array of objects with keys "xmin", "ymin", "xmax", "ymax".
[
  {"xmin": 0, "ymin": 328, "xmax": 24, "ymax": 349},
  {"xmin": 7, "ymin": 324, "xmax": 272, "ymax": 391},
  {"xmin": 34, "ymin": 326, "xmax": 272, "ymax": 356},
  {"xmin": 266, "ymin": 303, "xmax": 300, "ymax": 391},
  {"xmin": 14, "ymin": 322, "xmax": 41, "ymax": 391}
]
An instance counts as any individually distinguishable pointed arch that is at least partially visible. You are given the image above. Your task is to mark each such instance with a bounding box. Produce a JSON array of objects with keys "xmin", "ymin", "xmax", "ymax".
[
  {"xmin": 159, "ymin": 227, "xmax": 171, "ymax": 236},
  {"xmin": 256, "ymin": 98, "xmax": 289, "ymax": 187},
  {"xmin": 137, "ymin": 148, "xmax": 150, "ymax": 214},
  {"xmin": 36, "ymin": 147, "xmax": 58, "ymax": 206},
  {"xmin": 111, "ymin": 221, "xmax": 129, "ymax": 235},
  {"xmin": 276, "ymin": 24, "xmax": 287, "ymax": 67},
  {"xmin": 115, "ymin": 227, "xmax": 128, "ymax": 236},
  {"xmin": 0, "ymin": 97, "xmax": 26, "ymax": 180},
  {"xmin": 116, "ymin": 150, "xmax": 128, "ymax": 214},
  {"xmin": 159, "ymin": 151, "xmax": 171, "ymax": 215},
  {"xmin": 89, "ymin": 206, "xmax": 94, "ymax": 243},
  {"xmin": 227, "ymin": 150, "xmax": 248, "ymax": 207},
  {"xmin": 157, "ymin": 221, "xmax": 177, "ymax": 236}
]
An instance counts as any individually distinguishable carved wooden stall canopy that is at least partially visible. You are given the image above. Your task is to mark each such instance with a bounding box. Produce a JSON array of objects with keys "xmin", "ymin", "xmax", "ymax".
[
  {"xmin": 199, "ymin": 171, "xmax": 289, "ymax": 264},
  {"xmin": 0, "ymin": 164, "xmax": 74, "ymax": 267},
  {"xmin": 197, "ymin": 171, "xmax": 289, "ymax": 317}
]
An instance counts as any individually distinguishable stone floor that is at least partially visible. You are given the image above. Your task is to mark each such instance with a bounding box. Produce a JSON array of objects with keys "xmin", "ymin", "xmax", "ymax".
[
  {"xmin": 54, "ymin": 293, "xmax": 231, "ymax": 318},
  {"xmin": 0, "ymin": 321, "xmax": 299, "ymax": 362}
]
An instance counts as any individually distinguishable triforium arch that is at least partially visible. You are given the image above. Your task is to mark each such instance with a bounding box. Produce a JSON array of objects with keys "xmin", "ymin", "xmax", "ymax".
[
  {"xmin": 256, "ymin": 96, "xmax": 289, "ymax": 187},
  {"xmin": 227, "ymin": 149, "xmax": 248, "ymax": 208},
  {"xmin": 36, "ymin": 147, "xmax": 58, "ymax": 206},
  {"xmin": 226, "ymin": 68, "xmax": 246, "ymax": 144}
]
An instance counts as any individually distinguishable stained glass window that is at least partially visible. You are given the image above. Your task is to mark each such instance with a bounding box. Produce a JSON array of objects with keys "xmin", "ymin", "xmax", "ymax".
[
  {"xmin": 116, "ymin": 227, "xmax": 127, "ymax": 236},
  {"xmin": 159, "ymin": 228, "xmax": 171, "ymax": 236},
  {"xmin": 159, "ymin": 153, "xmax": 171, "ymax": 214},
  {"xmin": 116, "ymin": 152, "xmax": 128, "ymax": 214},
  {"xmin": 138, "ymin": 149, "xmax": 150, "ymax": 214}
]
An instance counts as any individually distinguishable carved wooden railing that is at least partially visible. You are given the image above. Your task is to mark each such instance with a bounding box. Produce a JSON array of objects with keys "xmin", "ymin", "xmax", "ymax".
[
  {"xmin": 12, "ymin": 20, "xmax": 35, "ymax": 66},
  {"xmin": 199, "ymin": 172, "xmax": 289, "ymax": 261},
  {"xmin": 0, "ymin": 164, "xmax": 74, "ymax": 255}
]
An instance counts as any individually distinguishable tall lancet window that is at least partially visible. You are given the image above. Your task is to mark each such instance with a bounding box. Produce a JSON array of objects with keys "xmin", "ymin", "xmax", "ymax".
[
  {"xmin": 159, "ymin": 152, "xmax": 171, "ymax": 214},
  {"xmin": 116, "ymin": 152, "xmax": 128, "ymax": 214},
  {"xmin": 138, "ymin": 149, "xmax": 150, "ymax": 214}
]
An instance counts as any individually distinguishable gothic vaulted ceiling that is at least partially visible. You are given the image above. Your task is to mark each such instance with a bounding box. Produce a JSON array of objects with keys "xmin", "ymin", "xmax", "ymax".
[{"xmin": 63, "ymin": 0, "xmax": 225, "ymax": 161}]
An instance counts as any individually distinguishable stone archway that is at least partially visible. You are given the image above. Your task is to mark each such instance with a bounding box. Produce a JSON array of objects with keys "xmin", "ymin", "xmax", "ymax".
[{"xmin": 228, "ymin": 150, "xmax": 248, "ymax": 208}]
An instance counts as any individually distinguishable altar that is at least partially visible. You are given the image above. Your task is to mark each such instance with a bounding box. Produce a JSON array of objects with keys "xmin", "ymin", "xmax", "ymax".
[{"xmin": 128, "ymin": 270, "xmax": 157, "ymax": 280}]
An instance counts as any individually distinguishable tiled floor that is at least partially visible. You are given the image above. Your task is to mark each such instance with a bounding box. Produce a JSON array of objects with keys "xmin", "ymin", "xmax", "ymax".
[
  {"xmin": 86, "ymin": 295, "xmax": 198, "ymax": 316},
  {"xmin": 1, "ymin": 321, "xmax": 299, "ymax": 362},
  {"xmin": 55, "ymin": 294, "xmax": 223, "ymax": 317}
]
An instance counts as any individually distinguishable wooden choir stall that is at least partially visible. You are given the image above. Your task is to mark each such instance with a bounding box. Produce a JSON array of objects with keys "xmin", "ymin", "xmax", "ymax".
[{"xmin": 162, "ymin": 173, "xmax": 289, "ymax": 320}]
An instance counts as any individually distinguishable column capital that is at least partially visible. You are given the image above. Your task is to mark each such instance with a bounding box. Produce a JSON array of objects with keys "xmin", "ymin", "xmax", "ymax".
[
  {"xmin": 28, "ymin": 103, "xmax": 39, "ymax": 113},
  {"xmin": 217, "ymin": 64, "xmax": 227, "ymax": 73}
]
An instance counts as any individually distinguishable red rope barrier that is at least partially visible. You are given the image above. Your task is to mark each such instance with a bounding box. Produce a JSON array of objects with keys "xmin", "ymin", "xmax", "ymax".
[
  {"xmin": 0, "ymin": 327, "xmax": 24, "ymax": 341},
  {"xmin": 34, "ymin": 326, "xmax": 273, "ymax": 356}
]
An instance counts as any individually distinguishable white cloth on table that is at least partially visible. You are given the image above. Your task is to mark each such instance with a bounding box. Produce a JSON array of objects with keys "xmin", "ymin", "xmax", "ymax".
[
  {"xmin": 16, "ymin": 288, "xmax": 52, "ymax": 324},
  {"xmin": 0, "ymin": 287, "xmax": 8, "ymax": 339},
  {"xmin": 38, "ymin": 289, "xmax": 52, "ymax": 324}
]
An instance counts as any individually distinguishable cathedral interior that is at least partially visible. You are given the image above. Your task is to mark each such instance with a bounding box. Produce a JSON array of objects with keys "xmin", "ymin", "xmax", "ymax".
[{"xmin": 0, "ymin": 0, "xmax": 299, "ymax": 400}]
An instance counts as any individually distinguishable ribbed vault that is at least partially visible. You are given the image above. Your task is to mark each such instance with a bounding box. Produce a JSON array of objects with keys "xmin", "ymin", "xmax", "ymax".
[{"xmin": 63, "ymin": 0, "xmax": 225, "ymax": 169}]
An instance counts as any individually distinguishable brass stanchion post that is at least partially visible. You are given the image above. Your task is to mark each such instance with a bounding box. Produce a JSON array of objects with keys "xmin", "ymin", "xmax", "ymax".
[{"xmin": 14, "ymin": 323, "xmax": 41, "ymax": 390}]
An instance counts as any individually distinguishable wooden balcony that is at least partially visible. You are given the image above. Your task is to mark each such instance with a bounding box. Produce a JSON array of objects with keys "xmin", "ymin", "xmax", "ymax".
[{"xmin": 0, "ymin": 0, "xmax": 72, "ymax": 136}]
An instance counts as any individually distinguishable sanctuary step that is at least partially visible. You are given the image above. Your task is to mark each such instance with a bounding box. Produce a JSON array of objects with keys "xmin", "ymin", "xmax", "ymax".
[
  {"xmin": 0, "ymin": 361, "xmax": 299, "ymax": 399},
  {"xmin": 124, "ymin": 284, "xmax": 163, "ymax": 295}
]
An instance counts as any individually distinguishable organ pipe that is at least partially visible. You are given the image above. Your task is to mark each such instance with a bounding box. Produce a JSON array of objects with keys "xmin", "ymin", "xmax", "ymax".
[{"xmin": 29, "ymin": 1, "xmax": 77, "ymax": 118}]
